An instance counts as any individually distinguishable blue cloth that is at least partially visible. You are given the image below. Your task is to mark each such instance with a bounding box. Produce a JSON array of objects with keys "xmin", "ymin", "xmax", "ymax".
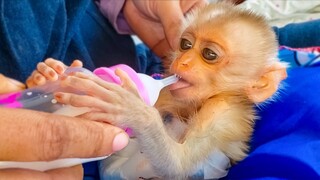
[
  {"xmin": 135, "ymin": 43, "xmax": 164, "ymax": 75},
  {"xmin": 1, "ymin": 1, "xmax": 320, "ymax": 179},
  {"xmin": 226, "ymin": 66, "xmax": 320, "ymax": 179},
  {"xmin": 273, "ymin": 19, "xmax": 320, "ymax": 48},
  {"xmin": 0, "ymin": 0, "xmax": 139, "ymax": 82},
  {"xmin": 278, "ymin": 47, "xmax": 320, "ymax": 68}
]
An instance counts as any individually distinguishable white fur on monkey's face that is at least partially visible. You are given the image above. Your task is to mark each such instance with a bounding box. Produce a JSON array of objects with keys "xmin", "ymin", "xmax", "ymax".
[
  {"xmin": 168, "ymin": 3, "xmax": 279, "ymax": 104},
  {"xmin": 168, "ymin": 28, "xmax": 228, "ymax": 103}
]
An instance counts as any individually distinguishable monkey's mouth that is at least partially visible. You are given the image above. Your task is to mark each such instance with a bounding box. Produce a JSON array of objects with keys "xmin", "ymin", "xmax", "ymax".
[{"xmin": 168, "ymin": 76, "xmax": 191, "ymax": 91}]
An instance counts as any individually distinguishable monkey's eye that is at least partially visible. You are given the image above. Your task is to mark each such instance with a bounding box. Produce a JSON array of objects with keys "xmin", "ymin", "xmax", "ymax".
[
  {"xmin": 202, "ymin": 48, "xmax": 218, "ymax": 61},
  {"xmin": 180, "ymin": 38, "xmax": 192, "ymax": 50}
]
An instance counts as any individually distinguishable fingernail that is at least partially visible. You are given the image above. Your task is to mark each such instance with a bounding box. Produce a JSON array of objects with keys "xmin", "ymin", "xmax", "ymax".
[
  {"xmin": 35, "ymin": 75, "xmax": 42, "ymax": 81},
  {"xmin": 54, "ymin": 93, "xmax": 64, "ymax": 100},
  {"xmin": 49, "ymin": 71, "xmax": 56, "ymax": 78},
  {"xmin": 56, "ymin": 66, "xmax": 64, "ymax": 74},
  {"xmin": 112, "ymin": 132, "xmax": 129, "ymax": 152}
]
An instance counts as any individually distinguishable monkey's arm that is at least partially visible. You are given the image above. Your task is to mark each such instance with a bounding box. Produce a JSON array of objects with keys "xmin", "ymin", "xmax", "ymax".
[
  {"xmin": 54, "ymin": 73, "xmax": 252, "ymax": 177},
  {"xmin": 130, "ymin": 97, "xmax": 252, "ymax": 178}
]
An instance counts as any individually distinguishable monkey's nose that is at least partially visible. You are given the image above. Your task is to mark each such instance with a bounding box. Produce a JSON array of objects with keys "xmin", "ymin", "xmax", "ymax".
[
  {"xmin": 171, "ymin": 61, "xmax": 189, "ymax": 74},
  {"xmin": 177, "ymin": 62, "xmax": 189, "ymax": 70}
]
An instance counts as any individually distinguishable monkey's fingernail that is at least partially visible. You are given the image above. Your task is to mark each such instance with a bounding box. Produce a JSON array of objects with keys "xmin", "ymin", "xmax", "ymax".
[
  {"xmin": 54, "ymin": 93, "xmax": 64, "ymax": 101},
  {"xmin": 112, "ymin": 132, "xmax": 129, "ymax": 152}
]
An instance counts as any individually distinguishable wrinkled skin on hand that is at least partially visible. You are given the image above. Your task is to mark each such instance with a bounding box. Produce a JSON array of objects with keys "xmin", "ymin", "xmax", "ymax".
[{"xmin": 0, "ymin": 98, "xmax": 128, "ymax": 179}]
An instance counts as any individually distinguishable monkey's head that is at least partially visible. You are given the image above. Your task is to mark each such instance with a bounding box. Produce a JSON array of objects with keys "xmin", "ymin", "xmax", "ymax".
[{"xmin": 168, "ymin": 2, "xmax": 287, "ymax": 104}]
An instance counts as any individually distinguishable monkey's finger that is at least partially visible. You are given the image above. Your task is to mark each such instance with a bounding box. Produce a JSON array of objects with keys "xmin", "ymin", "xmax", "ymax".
[
  {"xmin": 54, "ymin": 92, "xmax": 116, "ymax": 114},
  {"xmin": 66, "ymin": 72, "xmax": 127, "ymax": 96},
  {"xmin": 114, "ymin": 68, "xmax": 140, "ymax": 98},
  {"xmin": 59, "ymin": 75, "xmax": 121, "ymax": 103},
  {"xmin": 77, "ymin": 111, "xmax": 120, "ymax": 126}
]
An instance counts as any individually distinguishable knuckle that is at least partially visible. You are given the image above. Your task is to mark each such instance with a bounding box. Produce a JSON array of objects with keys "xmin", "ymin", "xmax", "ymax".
[
  {"xmin": 68, "ymin": 94, "xmax": 79, "ymax": 105},
  {"xmin": 73, "ymin": 78, "xmax": 94, "ymax": 92}
]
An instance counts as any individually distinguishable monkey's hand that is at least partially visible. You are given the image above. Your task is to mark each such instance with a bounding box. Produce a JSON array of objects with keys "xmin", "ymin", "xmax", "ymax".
[{"xmin": 54, "ymin": 69, "xmax": 156, "ymax": 129}]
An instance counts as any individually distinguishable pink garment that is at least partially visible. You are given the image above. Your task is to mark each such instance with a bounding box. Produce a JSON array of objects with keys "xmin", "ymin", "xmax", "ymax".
[{"xmin": 96, "ymin": 0, "xmax": 133, "ymax": 34}]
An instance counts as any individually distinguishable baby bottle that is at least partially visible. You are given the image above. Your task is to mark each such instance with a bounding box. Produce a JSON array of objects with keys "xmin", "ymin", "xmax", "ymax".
[{"xmin": 0, "ymin": 64, "xmax": 178, "ymax": 116}]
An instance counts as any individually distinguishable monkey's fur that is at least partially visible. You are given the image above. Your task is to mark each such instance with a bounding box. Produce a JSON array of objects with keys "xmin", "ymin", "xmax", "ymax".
[{"xmin": 100, "ymin": 2, "xmax": 287, "ymax": 179}]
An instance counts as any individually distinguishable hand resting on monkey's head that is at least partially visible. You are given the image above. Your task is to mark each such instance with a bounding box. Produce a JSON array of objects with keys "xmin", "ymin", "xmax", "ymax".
[{"xmin": 55, "ymin": 2, "xmax": 287, "ymax": 179}]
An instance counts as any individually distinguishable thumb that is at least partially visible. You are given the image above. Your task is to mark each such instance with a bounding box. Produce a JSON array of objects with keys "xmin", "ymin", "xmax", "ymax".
[
  {"xmin": 0, "ymin": 108, "xmax": 129, "ymax": 161},
  {"xmin": 156, "ymin": 2, "xmax": 184, "ymax": 50},
  {"xmin": 0, "ymin": 74, "xmax": 25, "ymax": 94}
]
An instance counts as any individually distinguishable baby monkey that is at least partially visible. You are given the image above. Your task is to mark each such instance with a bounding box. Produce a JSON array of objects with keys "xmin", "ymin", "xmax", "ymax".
[{"xmin": 49, "ymin": 2, "xmax": 287, "ymax": 179}]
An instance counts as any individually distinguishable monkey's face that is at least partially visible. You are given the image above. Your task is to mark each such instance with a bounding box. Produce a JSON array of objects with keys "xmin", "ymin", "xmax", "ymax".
[
  {"xmin": 168, "ymin": 17, "xmax": 275, "ymax": 103},
  {"xmin": 169, "ymin": 27, "xmax": 228, "ymax": 102}
]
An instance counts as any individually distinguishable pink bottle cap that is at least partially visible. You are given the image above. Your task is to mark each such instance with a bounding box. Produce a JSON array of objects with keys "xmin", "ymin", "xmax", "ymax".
[{"xmin": 93, "ymin": 64, "xmax": 151, "ymax": 137}]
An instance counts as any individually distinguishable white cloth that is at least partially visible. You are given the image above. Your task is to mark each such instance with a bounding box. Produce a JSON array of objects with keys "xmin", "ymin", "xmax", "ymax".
[
  {"xmin": 239, "ymin": 0, "xmax": 320, "ymax": 27},
  {"xmin": 99, "ymin": 138, "xmax": 230, "ymax": 179}
]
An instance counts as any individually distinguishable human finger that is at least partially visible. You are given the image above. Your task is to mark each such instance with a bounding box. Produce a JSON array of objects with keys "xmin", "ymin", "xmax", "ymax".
[
  {"xmin": 43, "ymin": 58, "xmax": 66, "ymax": 75},
  {"xmin": 155, "ymin": 1, "xmax": 184, "ymax": 50},
  {"xmin": 0, "ymin": 108, "xmax": 129, "ymax": 161},
  {"xmin": 70, "ymin": 60, "xmax": 83, "ymax": 68},
  {"xmin": 26, "ymin": 71, "xmax": 47, "ymax": 87},
  {"xmin": 36, "ymin": 62, "xmax": 59, "ymax": 81},
  {"xmin": 0, "ymin": 74, "xmax": 26, "ymax": 94},
  {"xmin": 54, "ymin": 92, "xmax": 115, "ymax": 114},
  {"xmin": 157, "ymin": 0, "xmax": 208, "ymax": 49}
]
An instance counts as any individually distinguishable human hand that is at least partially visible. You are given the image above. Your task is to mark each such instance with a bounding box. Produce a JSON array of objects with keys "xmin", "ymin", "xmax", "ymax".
[
  {"xmin": 123, "ymin": 0, "xmax": 208, "ymax": 58},
  {"xmin": 0, "ymin": 107, "xmax": 129, "ymax": 179},
  {"xmin": 53, "ymin": 69, "xmax": 153, "ymax": 130},
  {"xmin": 0, "ymin": 74, "xmax": 26, "ymax": 94},
  {"xmin": 26, "ymin": 58, "xmax": 83, "ymax": 88}
]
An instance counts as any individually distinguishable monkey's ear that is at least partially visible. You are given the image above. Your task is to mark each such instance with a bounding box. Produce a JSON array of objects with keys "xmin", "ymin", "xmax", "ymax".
[{"xmin": 246, "ymin": 63, "xmax": 287, "ymax": 103}]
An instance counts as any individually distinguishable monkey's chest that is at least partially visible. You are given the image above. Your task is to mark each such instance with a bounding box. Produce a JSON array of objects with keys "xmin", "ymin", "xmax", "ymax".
[{"xmin": 162, "ymin": 112, "xmax": 189, "ymax": 142}]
